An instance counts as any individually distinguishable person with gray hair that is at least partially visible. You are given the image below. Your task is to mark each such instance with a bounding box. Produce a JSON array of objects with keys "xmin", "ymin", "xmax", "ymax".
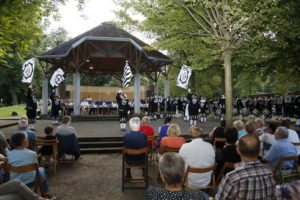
[
  {"xmin": 123, "ymin": 117, "xmax": 147, "ymax": 178},
  {"xmin": 13, "ymin": 119, "xmax": 36, "ymax": 150},
  {"xmin": 263, "ymin": 126, "xmax": 297, "ymax": 168},
  {"xmin": 146, "ymin": 152, "xmax": 208, "ymax": 200}
]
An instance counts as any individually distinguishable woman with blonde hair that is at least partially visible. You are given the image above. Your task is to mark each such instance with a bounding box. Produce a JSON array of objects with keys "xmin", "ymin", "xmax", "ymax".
[{"xmin": 160, "ymin": 124, "xmax": 186, "ymax": 154}]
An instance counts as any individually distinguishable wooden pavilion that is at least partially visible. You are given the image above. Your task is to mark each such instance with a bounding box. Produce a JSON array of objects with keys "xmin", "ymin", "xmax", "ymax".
[{"xmin": 37, "ymin": 23, "xmax": 173, "ymax": 115}]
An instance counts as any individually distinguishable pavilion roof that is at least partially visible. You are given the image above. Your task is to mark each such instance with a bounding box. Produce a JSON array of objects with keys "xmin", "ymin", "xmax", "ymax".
[{"xmin": 37, "ymin": 23, "xmax": 173, "ymax": 75}]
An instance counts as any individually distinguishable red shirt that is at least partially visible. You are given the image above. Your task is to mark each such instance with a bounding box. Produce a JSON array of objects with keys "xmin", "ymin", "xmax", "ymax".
[{"xmin": 140, "ymin": 125, "xmax": 155, "ymax": 147}]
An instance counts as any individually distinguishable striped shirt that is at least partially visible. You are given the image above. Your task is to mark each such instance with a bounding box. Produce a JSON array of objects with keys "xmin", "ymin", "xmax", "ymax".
[{"xmin": 216, "ymin": 160, "xmax": 275, "ymax": 200}]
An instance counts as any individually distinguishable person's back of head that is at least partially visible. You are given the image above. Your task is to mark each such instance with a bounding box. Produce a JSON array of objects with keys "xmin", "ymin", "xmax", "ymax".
[
  {"xmin": 159, "ymin": 152, "xmax": 185, "ymax": 187},
  {"xmin": 255, "ymin": 118, "xmax": 264, "ymax": 128},
  {"xmin": 18, "ymin": 120, "xmax": 28, "ymax": 129},
  {"xmin": 225, "ymin": 127, "xmax": 238, "ymax": 144},
  {"xmin": 141, "ymin": 116, "xmax": 150, "ymax": 126},
  {"xmin": 275, "ymin": 126, "xmax": 289, "ymax": 140},
  {"xmin": 164, "ymin": 116, "xmax": 172, "ymax": 124},
  {"xmin": 62, "ymin": 116, "xmax": 71, "ymax": 125},
  {"xmin": 129, "ymin": 117, "xmax": 140, "ymax": 132},
  {"xmin": 220, "ymin": 120, "xmax": 226, "ymax": 128},
  {"xmin": 44, "ymin": 125, "xmax": 54, "ymax": 136},
  {"xmin": 189, "ymin": 125, "xmax": 204, "ymax": 138},
  {"xmin": 167, "ymin": 124, "xmax": 181, "ymax": 137},
  {"xmin": 238, "ymin": 135, "xmax": 260, "ymax": 158},
  {"xmin": 265, "ymin": 120, "xmax": 278, "ymax": 134},
  {"xmin": 245, "ymin": 120, "xmax": 256, "ymax": 135},
  {"xmin": 233, "ymin": 120, "xmax": 245, "ymax": 130},
  {"xmin": 280, "ymin": 120, "xmax": 290, "ymax": 129},
  {"xmin": 11, "ymin": 131, "xmax": 27, "ymax": 149}
]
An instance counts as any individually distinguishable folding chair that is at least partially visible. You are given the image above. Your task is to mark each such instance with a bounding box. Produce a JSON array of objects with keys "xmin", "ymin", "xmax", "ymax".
[
  {"xmin": 160, "ymin": 146, "xmax": 181, "ymax": 154},
  {"xmin": 272, "ymin": 155, "xmax": 299, "ymax": 184},
  {"xmin": 37, "ymin": 137, "xmax": 59, "ymax": 174},
  {"xmin": 122, "ymin": 147, "xmax": 148, "ymax": 192},
  {"xmin": 217, "ymin": 162, "xmax": 235, "ymax": 183},
  {"xmin": 5, "ymin": 163, "xmax": 45, "ymax": 197},
  {"xmin": 213, "ymin": 138, "xmax": 226, "ymax": 151},
  {"xmin": 182, "ymin": 164, "xmax": 217, "ymax": 191}
]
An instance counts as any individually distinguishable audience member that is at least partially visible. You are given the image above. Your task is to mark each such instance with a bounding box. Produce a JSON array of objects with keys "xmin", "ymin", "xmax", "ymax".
[
  {"xmin": 281, "ymin": 120, "xmax": 300, "ymax": 154},
  {"xmin": 160, "ymin": 124, "xmax": 186, "ymax": 154},
  {"xmin": 215, "ymin": 127, "xmax": 241, "ymax": 176},
  {"xmin": 40, "ymin": 125, "xmax": 57, "ymax": 156},
  {"xmin": 233, "ymin": 120, "xmax": 247, "ymax": 138},
  {"xmin": 179, "ymin": 125, "xmax": 215, "ymax": 189},
  {"xmin": 0, "ymin": 153, "xmax": 7, "ymax": 183},
  {"xmin": 156, "ymin": 117, "xmax": 172, "ymax": 147},
  {"xmin": 123, "ymin": 117, "xmax": 147, "ymax": 178},
  {"xmin": 0, "ymin": 131, "xmax": 9, "ymax": 156},
  {"xmin": 0, "ymin": 179, "xmax": 48, "ymax": 200},
  {"xmin": 8, "ymin": 131, "xmax": 52, "ymax": 198},
  {"xmin": 263, "ymin": 127, "xmax": 297, "ymax": 168},
  {"xmin": 14, "ymin": 119, "xmax": 36, "ymax": 149},
  {"xmin": 259, "ymin": 120, "xmax": 278, "ymax": 155},
  {"xmin": 245, "ymin": 119, "xmax": 257, "ymax": 135},
  {"xmin": 216, "ymin": 135, "xmax": 275, "ymax": 199},
  {"xmin": 255, "ymin": 118, "xmax": 265, "ymax": 136},
  {"xmin": 146, "ymin": 152, "xmax": 208, "ymax": 200},
  {"xmin": 140, "ymin": 116, "xmax": 155, "ymax": 147},
  {"xmin": 56, "ymin": 116, "xmax": 77, "ymax": 136},
  {"xmin": 208, "ymin": 120, "xmax": 226, "ymax": 149}
]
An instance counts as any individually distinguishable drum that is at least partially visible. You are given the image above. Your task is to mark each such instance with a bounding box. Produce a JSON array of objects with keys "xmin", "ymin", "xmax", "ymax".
[
  {"xmin": 252, "ymin": 109, "xmax": 260, "ymax": 116},
  {"xmin": 263, "ymin": 109, "xmax": 270, "ymax": 117},
  {"xmin": 241, "ymin": 108, "xmax": 249, "ymax": 116}
]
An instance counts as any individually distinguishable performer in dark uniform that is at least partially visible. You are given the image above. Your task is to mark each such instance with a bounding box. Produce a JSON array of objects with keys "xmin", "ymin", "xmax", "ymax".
[
  {"xmin": 219, "ymin": 95, "xmax": 226, "ymax": 120},
  {"xmin": 188, "ymin": 93, "xmax": 200, "ymax": 126},
  {"xmin": 199, "ymin": 96, "xmax": 207, "ymax": 122},
  {"xmin": 116, "ymin": 91, "xmax": 130, "ymax": 131},
  {"xmin": 50, "ymin": 92, "xmax": 61, "ymax": 125},
  {"xmin": 26, "ymin": 87, "xmax": 37, "ymax": 129},
  {"xmin": 153, "ymin": 94, "xmax": 159, "ymax": 120},
  {"xmin": 294, "ymin": 95, "xmax": 300, "ymax": 126},
  {"xmin": 166, "ymin": 97, "xmax": 172, "ymax": 117},
  {"xmin": 283, "ymin": 94, "xmax": 292, "ymax": 118}
]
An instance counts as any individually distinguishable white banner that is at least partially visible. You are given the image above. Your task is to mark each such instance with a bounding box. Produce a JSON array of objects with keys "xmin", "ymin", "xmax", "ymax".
[
  {"xmin": 122, "ymin": 61, "xmax": 133, "ymax": 88},
  {"xmin": 50, "ymin": 68, "xmax": 65, "ymax": 87},
  {"xmin": 21, "ymin": 58, "xmax": 35, "ymax": 83},
  {"xmin": 176, "ymin": 64, "xmax": 192, "ymax": 90}
]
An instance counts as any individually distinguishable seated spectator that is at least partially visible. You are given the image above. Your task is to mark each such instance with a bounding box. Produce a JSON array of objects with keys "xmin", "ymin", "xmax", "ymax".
[
  {"xmin": 233, "ymin": 120, "xmax": 247, "ymax": 138},
  {"xmin": 160, "ymin": 124, "xmax": 186, "ymax": 154},
  {"xmin": 13, "ymin": 119, "xmax": 36, "ymax": 149},
  {"xmin": 40, "ymin": 125, "xmax": 57, "ymax": 156},
  {"xmin": 281, "ymin": 120, "xmax": 300, "ymax": 154},
  {"xmin": 215, "ymin": 127, "xmax": 241, "ymax": 177},
  {"xmin": 208, "ymin": 120, "xmax": 226, "ymax": 149},
  {"xmin": 123, "ymin": 117, "xmax": 147, "ymax": 178},
  {"xmin": 56, "ymin": 116, "xmax": 77, "ymax": 136},
  {"xmin": 0, "ymin": 179, "xmax": 48, "ymax": 200},
  {"xmin": 146, "ymin": 152, "xmax": 208, "ymax": 200},
  {"xmin": 259, "ymin": 120, "xmax": 278, "ymax": 155},
  {"xmin": 156, "ymin": 117, "xmax": 172, "ymax": 147},
  {"xmin": 0, "ymin": 153, "xmax": 7, "ymax": 183},
  {"xmin": 179, "ymin": 125, "xmax": 215, "ymax": 189},
  {"xmin": 8, "ymin": 131, "xmax": 53, "ymax": 198},
  {"xmin": 0, "ymin": 131, "xmax": 9, "ymax": 156},
  {"xmin": 216, "ymin": 135, "xmax": 275, "ymax": 200},
  {"xmin": 245, "ymin": 119, "xmax": 257, "ymax": 136},
  {"xmin": 263, "ymin": 127, "xmax": 297, "ymax": 168},
  {"xmin": 140, "ymin": 116, "xmax": 155, "ymax": 147},
  {"xmin": 255, "ymin": 118, "xmax": 265, "ymax": 136}
]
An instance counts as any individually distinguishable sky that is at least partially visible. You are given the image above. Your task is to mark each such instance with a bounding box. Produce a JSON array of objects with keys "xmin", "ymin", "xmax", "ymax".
[{"xmin": 49, "ymin": 0, "xmax": 149, "ymax": 42}]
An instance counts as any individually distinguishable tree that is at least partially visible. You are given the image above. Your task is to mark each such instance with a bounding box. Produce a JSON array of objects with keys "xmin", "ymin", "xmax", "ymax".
[{"xmin": 115, "ymin": 0, "xmax": 279, "ymax": 126}]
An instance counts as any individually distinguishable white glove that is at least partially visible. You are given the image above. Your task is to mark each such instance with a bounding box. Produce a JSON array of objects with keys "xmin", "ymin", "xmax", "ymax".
[{"xmin": 127, "ymin": 111, "xmax": 130, "ymax": 115}]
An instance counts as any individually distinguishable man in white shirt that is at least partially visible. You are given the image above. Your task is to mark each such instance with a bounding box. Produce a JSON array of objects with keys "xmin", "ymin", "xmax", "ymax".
[
  {"xmin": 56, "ymin": 116, "xmax": 77, "ymax": 136},
  {"xmin": 281, "ymin": 120, "xmax": 300, "ymax": 154},
  {"xmin": 179, "ymin": 125, "xmax": 215, "ymax": 189}
]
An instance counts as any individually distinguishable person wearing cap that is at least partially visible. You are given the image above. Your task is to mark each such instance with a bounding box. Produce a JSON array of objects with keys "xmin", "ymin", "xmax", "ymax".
[
  {"xmin": 116, "ymin": 90, "xmax": 130, "ymax": 131},
  {"xmin": 26, "ymin": 87, "xmax": 38, "ymax": 129},
  {"xmin": 50, "ymin": 92, "xmax": 61, "ymax": 125}
]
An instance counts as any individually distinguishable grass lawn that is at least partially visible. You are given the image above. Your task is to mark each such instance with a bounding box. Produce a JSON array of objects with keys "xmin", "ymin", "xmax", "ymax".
[{"xmin": 0, "ymin": 104, "xmax": 27, "ymax": 117}]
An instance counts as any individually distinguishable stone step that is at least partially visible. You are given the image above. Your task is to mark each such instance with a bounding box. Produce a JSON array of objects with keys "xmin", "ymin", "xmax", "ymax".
[
  {"xmin": 79, "ymin": 141, "xmax": 123, "ymax": 148},
  {"xmin": 78, "ymin": 137, "xmax": 123, "ymax": 142},
  {"xmin": 80, "ymin": 147, "xmax": 122, "ymax": 154}
]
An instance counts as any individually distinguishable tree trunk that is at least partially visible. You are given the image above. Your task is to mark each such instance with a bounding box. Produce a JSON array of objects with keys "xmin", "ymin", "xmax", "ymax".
[
  {"xmin": 220, "ymin": 69, "xmax": 225, "ymax": 94},
  {"xmin": 223, "ymin": 50, "xmax": 233, "ymax": 127},
  {"xmin": 10, "ymin": 85, "xmax": 19, "ymax": 105}
]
